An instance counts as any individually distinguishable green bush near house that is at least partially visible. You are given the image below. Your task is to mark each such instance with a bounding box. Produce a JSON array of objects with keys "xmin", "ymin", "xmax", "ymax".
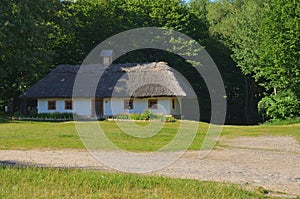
[
  {"xmin": 13, "ymin": 112, "xmax": 77, "ymax": 120},
  {"xmin": 258, "ymin": 90, "xmax": 300, "ymax": 121},
  {"xmin": 116, "ymin": 110, "xmax": 176, "ymax": 122},
  {"xmin": 115, "ymin": 113, "xmax": 130, "ymax": 120},
  {"xmin": 164, "ymin": 116, "xmax": 177, "ymax": 122}
]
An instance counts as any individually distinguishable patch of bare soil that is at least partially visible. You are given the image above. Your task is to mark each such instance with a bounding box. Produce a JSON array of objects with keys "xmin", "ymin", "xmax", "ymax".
[{"xmin": 0, "ymin": 136, "xmax": 299, "ymax": 197}]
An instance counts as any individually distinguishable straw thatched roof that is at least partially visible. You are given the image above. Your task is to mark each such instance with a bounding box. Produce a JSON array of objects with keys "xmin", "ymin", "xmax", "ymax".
[{"xmin": 20, "ymin": 62, "xmax": 191, "ymax": 99}]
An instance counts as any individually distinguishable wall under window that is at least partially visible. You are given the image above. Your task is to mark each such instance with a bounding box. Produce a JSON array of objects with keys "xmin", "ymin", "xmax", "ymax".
[
  {"xmin": 38, "ymin": 99, "xmax": 73, "ymax": 113},
  {"xmin": 104, "ymin": 97, "xmax": 171, "ymax": 116}
]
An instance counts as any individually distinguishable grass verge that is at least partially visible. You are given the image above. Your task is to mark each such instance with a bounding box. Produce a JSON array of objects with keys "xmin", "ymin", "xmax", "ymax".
[
  {"xmin": 0, "ymin": 166, "xmax": 275, "ymax": 199},
  {"xmin": 222, "ymin": 123, "xmax": 300, "ymax": 143},
  {"xmin": 0, "ymin": 120, "xmax": 299, "ymax": 150},
  {"xmin": 262, "ymin": 117, "xmax": 300, "ymax": 125}
]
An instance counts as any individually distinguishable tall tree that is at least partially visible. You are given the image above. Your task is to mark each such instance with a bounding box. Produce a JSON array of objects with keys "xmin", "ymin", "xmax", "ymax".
[
  {"xmin": 258, "ymin": 0, "xmax": 300, "ymax": 95},
  {"xmin": 207, "ymin": 0, "xmax": 300, "ymax": 120},
  {"xmin": 0, "ymin": 0, "xmax": 61, "ymax": 103}
]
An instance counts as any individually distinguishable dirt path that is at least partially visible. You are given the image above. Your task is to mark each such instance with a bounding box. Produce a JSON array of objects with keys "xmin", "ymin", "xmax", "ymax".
[{"xmin": 0, "ymin": 136, "xmax": 299, "ymax": 197}]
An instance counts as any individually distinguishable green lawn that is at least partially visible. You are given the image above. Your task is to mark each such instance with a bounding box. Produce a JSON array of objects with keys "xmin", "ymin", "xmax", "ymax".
[
  {"xmin": 0, "ymin": 120, "xmax": 299, "ymax": 151},
  {"xmin": 0, "ymin": 120, "xmax": 298, "ymax": 198},
  {"xmin": 0, "ymin": 167, "xmax": 276, "ymax": 199},
  {"xmin": 222, "ymin": 123, "xmax": 300, "ymax": 142}
]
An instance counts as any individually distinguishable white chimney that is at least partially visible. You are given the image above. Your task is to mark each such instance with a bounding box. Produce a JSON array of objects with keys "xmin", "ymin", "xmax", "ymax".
[{"xmin": 100, "ymin": 50, "xmax": 113, "ymax": 66}]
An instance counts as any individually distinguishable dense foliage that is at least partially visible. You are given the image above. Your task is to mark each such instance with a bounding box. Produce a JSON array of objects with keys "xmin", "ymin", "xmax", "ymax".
[
  {"xmin": 0, "ymin": 0, "xmax": 299, "ymax": 123},
  {"xmin": 258, "ymin": 90, "xmax": 300, "ymax": 121},
  {"xmin": 207, "ymin": 0, "xmax": 300, "ymax": 121}
]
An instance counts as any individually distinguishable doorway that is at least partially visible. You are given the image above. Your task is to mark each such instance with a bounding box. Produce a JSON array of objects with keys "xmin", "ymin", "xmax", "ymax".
[{"xmin": 92, "ymin": 98, "xmax": 103, "ymax": 119}]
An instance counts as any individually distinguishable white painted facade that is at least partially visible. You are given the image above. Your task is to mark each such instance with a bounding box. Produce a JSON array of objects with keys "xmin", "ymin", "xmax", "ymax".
[
  {"xmin": 73, "ymin": 99, "xmax": 92, "ymax": 115},
  {"xmin": 38, "ymin": 99, "xmax": 73, "ymax": 114},
  {"xmin": 37, "ymin": 97, "xmax": 182, "ymax": 117}
]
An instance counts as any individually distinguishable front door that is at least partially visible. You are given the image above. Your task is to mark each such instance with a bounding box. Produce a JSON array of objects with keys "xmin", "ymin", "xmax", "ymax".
[{"xmin": 92, "ymin": 98, "xmax": 103, "ymax": 118}]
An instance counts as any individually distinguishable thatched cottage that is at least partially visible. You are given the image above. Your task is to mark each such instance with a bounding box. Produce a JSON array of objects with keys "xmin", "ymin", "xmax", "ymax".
[{"xmin": 20, "ymin": 57, "xmax": 192, "ymax": 118}]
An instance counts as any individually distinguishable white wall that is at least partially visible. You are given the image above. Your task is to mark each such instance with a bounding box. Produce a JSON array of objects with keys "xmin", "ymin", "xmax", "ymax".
[
  {"xmin": 104, "ymin": 98, "xmax": 123, "ymax": 115},
  {"xmin": 134, "ymin": 98, "xmax": 148, "ymax": 113},
  {"xmin": 152, "ymin": 98, "xmax": 170, "ymax": 115},
  {"xmin": 38, "ymin": 99, "xmax": 73, "ymax": 113},
  {"xmin": 73, "ymin": 99, "xmax": 91, "ymax": 115},
  {"xmin": 103, "ymin": 97, "xmax": 174, "ymax": 116},
  {"xmin": 38, "ymin": 98, "xmax": 91, "ymax": 115},
  {"xmin": 38, "ymin": 97, "xmax": 181, "ymax": 116},
  {"xmin": 170, "ymin": 97, "xmax": 182, "ymax": 116}
]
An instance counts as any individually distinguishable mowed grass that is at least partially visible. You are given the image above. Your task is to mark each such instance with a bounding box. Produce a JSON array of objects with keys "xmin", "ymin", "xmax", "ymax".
[
  {"xmin": 0, "ymin": 121, "xmax": 83, "ymax": 149},
  {"xmin": 0, "ymin": 120, "xmax": 208, "ymax": 151},
  {"xmin": 0, "ymin": 120, "xmax": 298, "ymax": 198},
  {"xmin": 222, "ymin": 123, "xmax": 300, "ymax": 142},
  {"xmin": 0, "ymin": 120, "xmax": 299, "ymax": 151},
  {"xmin": 0, "ymin": 166, "xmax": 275, "ymax": 199}
]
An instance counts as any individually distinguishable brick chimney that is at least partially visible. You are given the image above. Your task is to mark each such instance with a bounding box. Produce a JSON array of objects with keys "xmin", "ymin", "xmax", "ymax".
[{"xmin": 100, "ymin": 50, "xmax": 113, "ymax": 66}]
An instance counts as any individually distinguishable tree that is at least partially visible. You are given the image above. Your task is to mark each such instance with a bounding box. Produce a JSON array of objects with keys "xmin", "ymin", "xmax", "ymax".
[
  {"xmin": 207, "ymin": 0, "xmax": 300, "ymax": 121},
  {"xmin": 258, "ymin": 0, "xmax": 300, "ymax": 96},
  {"xmin": 0, "ymin": 0, "xmax": 61, "ymax": 106}
]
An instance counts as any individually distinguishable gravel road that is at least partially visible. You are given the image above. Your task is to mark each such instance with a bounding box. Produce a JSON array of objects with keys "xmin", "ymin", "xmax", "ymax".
[{"xmin": 0, "ymin": 136, "xmax": 299, "ymax": 197}]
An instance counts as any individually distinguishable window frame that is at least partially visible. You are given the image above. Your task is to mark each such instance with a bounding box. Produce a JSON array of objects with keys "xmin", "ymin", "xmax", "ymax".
[
  {"xmin": 48, "ymin": 100, "xmax": 56, "ymax": 110},
  {"xmin": 65, "ymin": 100, "xmax": 73, "ymax": 110},
  {"xmin": 124, "ymin": 98, "xmax": 134, "ymax": 110},
  {"xmin": 148, "ymin": 99, "xmax": 158, "ymax": 109},
  {"xmin": 172, "ymin": 98, "xmax": 175, "ymax": 109}
]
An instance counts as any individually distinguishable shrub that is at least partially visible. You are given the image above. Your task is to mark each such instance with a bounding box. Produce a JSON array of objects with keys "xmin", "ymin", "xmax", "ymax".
[
  {"xmin": 12, "ymin": 111, "xmax": 24, "ymax": 118},
  {"xmin": 258, "ymin": 91, "xmax": 300, "ymax": 121},
  {"xmin": 130, "ymin": 113, "xmax": 143, "ymax": 120},
  {"xmin": 28, "ymin": 108, "xmax": 38, "ymax": 117},
  {"xmin": 35, "ymin": 112, "xmax": 75, "ymax": 119},
  {"xmin": 164, "ymin": 116, "xmax": 176, "ymax": 122},
  {"xmin": 115, "ymin": 110, "xmax": 176, "ymax": 122},
  {"xmin": 141, "ymin": 110, "xmax": 150, "ymax": 120},
  {"xmin": 18, "ymin": 112, "xmax": 75, "ymax": 119},
  {"xmin": 116, "ymin": 113, "xmax": 130, "ymax": 120}
]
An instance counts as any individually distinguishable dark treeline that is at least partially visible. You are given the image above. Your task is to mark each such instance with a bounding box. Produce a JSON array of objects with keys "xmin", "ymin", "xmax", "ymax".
[{"xmin": 0, "ymin": 0, "xmax": 299, "ymax": 124}]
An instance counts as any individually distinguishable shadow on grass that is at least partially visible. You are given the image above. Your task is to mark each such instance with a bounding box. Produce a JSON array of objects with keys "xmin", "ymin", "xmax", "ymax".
[{"xmin": 0, "ymin": 160, "xmax": 34, "ymax": 167}]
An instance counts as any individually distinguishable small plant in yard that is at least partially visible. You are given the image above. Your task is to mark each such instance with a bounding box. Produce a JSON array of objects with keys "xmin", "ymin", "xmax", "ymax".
[
  {"xmin": 115, "ymin": 113, "xmax": 130, "ymax": 120},
  {"xmin": 115, "ymin": 110, "xmax": 176, "ymax": 122},
  {"xmin": 141, "ymin": 109, "xmax": 151, "ymax": 119},
  {"xmin": 164, "ymin": 116, "xmax": 176, "ymax": 122}
]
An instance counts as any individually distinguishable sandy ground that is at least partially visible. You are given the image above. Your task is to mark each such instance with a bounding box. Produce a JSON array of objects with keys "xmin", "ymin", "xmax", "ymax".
[{"xmin": 0, "ymin": 136, "xmax": 299, "ymax": 197}]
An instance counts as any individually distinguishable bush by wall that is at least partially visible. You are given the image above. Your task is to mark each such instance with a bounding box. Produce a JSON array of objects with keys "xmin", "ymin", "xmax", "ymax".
[
  {"xmin": 13, "ymin": 111, "xmax": 76, "ymax": 120},
  {"xmin": 258, "ymin": 90, "xmax": 300, "ymax": 121},
  {"xmin": 115, "ymin": 110, "xmax": 176, "ymax": 122}
]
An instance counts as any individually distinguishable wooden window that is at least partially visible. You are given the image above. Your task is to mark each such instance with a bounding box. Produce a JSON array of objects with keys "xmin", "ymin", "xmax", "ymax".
[
  {"xmin": 172, "ymin": 98, "xmax": 175, "ymax": 109},
  {"xmin": 124, "ymin": 98, "xmax": 134, "ymax": 109},
  {"xmin": 48, "ymin": 101, "xmax": 56, "ymax": 110},
  {"xmin": 65, "ymin": 100, "xmax": 73, "ymax": 110},
  {"xmin": 148, "ymin": 99, "xmax": 158, "ymax": 109}
]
